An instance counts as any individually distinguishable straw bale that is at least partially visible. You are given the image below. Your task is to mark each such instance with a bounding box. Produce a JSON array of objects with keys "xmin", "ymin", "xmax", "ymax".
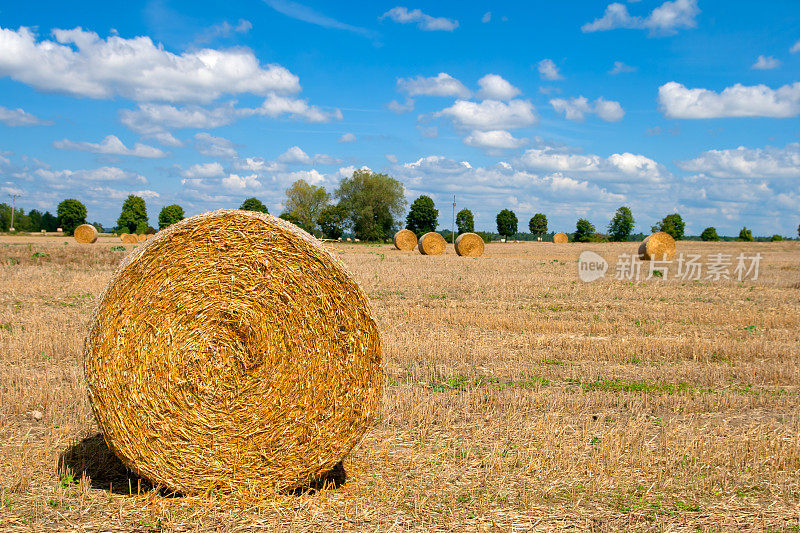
[
  {"xmin": 393, "ymin": 229, "xmax": 417, "ymax": 251},
  {"xmin": 120, "ymin": 234, "xmax": 139, "ymax": 244},
  {"xmin": 553, "ymin": 232, "xmax": 568, "ymax": 244},
  {"xmin": 84, "ymin": 209, "xmax": 382, "ymax": 495},
  {"xmin": 454, "ymin": 233, "xmax": 484, "ymax": 257},
  {"xmin": 638, "ymin": 231, "xmax": 676, "ymax": 261},
  {"xmin": 418, "ymin": 232, "xmax": 446, "ymax": 255},
  {"xmin": 137, "ymin": 234, "xmax": 147, "ymax": 242},
  {"xmin": 74, "ymin": 224, "xmax": 98, "ymax": 244}
]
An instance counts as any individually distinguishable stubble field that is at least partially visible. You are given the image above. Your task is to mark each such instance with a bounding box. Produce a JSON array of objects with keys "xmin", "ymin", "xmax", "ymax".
[{"xmin": 0, "ymin": 236, "xmax": 798, "ymax": 531}]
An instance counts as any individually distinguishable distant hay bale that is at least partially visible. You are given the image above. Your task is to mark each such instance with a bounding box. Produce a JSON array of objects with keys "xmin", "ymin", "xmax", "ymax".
[
  {"xmin": 455, "ymin": 233, "xmax": 484, "ymax": 257},
  {"xmin": 638, "ymin": 232, "xmax": 676, "ymax": 261},
  {"xmin": 393, "ymin": 229, "xmax": 417, "ymax": 251},
  {"xmin": 553, "ymin": 232, "xmax": 568, "ymax": 244},
  {"xmin": 418, "ymin": 232, "xmax": 446, "ymax": 255},
  {"xmin": 137, "ymin": 234, "xmax": 147, "ymax": 242},
  {"xmin": 74, "ymin": 224, "xmax": 98, "ymax": 244},
  {"xmin": 120, "ymin": 234, "xmax": 139, "ymax": 244},
  {"xmin": 84, "ymin": 209, "xmax": 382, "ymax": 496}
]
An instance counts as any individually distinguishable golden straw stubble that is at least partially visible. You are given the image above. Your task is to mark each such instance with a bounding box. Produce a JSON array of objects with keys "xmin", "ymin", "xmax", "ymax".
[
  {"xmin": 73, "ymin": 224, "xmax": 98, "ymax": 244},
  {"xmin": 553, "ymin": 232, "xmax": 568, "ymax": 244},
  {"xmin": 393, "ymin": 229, "xmax": 417, "ymax": 251},
  {"xmin": 454, "ymin": 233, "xmax": 484, "ymax": 257},
  {"xmin": 639, "ymin": 231, "xmax": 676, "ymax": 261},
  {"xmin": 84, "ymin": 210, "xmax": 382, "ymax": 496},
  {"xmin": 418, "ymin": 232, "xmax": 446, "ymax": 255}
]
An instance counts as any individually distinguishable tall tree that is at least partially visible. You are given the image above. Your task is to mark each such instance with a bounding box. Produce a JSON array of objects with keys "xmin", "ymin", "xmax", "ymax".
[
  {"xmin": 608, "ymin": 206, "xmax": 634, "ymax": 241},
  {"xmin": 42, "ymin": 211, "xmax": 58, "ymax": 232},
  {"xmin": 284, "ymin": 180, "xmax": 330, "ymax": 233},
  {"xmin": 738, "ymin": 227, "xmax": 754, "ymax": 242},
  {"xmin": 240, "ymin": 197, "xmax": 269, "ymax": 213},
  {"xmin": 317, "ymin": 205, "xmax": 347, "ymax": 239},
  {"xmin": 652, "ymin": 213, "xmax": 685, "ymax": 240},
  {"xmin": 158, "ymin": 204, "xmax": 185, "ymax": 230},
  {"xmin": 27, "ymin": 209, "xmax": 43, "ymax": 232},
  {"xmin": 456, "ymin": 208, "xmax": 474, "ymax": 234},
  {"xmin": 335, "ymin": 169, "xmax": 406, "ymax": 241},
  {"xmin": 117, "ymin": 195, "xmax": 148, "ymax": 234},
  {"xmin": 56, "ymin": 199, "xmax": 87, "ymax": 235},
  {"xmin": 496, "ymin": 209, "xmax": 518, "ymax": 240},
  {"xmin": 405, "ymin": 195, "xmax": 438, "ymax": 237},
  {"xmin": 700, "ymin": 227, "xmax": 720, "ymax": 241},
  {"xmin": 528, "ymin": 213, "xmax": 548, "ymax": 237},
  {"xmin": 574, "ymin": 218, "xmax": 595, "ymax": 243}
]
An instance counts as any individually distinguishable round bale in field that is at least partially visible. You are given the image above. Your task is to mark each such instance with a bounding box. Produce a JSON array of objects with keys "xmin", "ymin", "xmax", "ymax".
[
  {"xmin": 74, "ymin": 224, "xmax": 98, "ymax": 244},
  {"xmin": 120, "ymin": 233, "xmax": 139, "ymax": 244},
  {"xmin": 84, "ymin": 209, "xmax": 382, "ymax": 495},
  {"xmin": 454, "ymin": 233, "xmax": 484, "ymax": 257},
  {"xmin": 553, "ymin": 232, "xmax": 568, "ymax": 243},
  {"xmin": 418, "ymin": 232, "xmax": 446, "ymax": 255},
  {"xmin": 137, "ymin": 234, "xmax": 147, "ymax": 242},
  {"xmin": 393, "ymin": 229, "xmax": 417, "ymax": 251},
  {"xmin": 638, "ymin": 231, "xmax": 676, "ymax": 261}
]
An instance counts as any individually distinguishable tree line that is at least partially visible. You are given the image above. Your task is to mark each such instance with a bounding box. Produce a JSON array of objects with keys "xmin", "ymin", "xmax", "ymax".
[{"xmin": 2, "ymin": 168, "xmax": 798, "ymax": 242}]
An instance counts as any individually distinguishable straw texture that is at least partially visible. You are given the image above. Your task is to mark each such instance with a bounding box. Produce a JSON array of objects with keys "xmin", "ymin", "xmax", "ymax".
[
  {"xmin": 638, "ymin": 231, "xmax": 676, "ymax": 261},
  {"xmin": 454, "ymin": 233, "xmax": 484, "ymax": 257},
  {"xmin": 120, "ymin": 234, "xmax": 139, "ymax": 244},
  {"xmin": 84, "ymin": 209, "xmax": 382, "ymax": 496},
  {"xmin": 137, "ymin": 234, "xmax": 147, "ymax": 242},
  {"xmin": 74, "ymin": 224, "xmax": 98, "ymax": 244},
  {"xmin": 418, "ymin": 232, "xmax": 446, "ymax": 255},
  {"xmin": 393, "ymin": 229, "xmax": 417, "ymax": 251},
  {"xmin": 553, "ymin": 233, "xmax": 568, "ymax": 244}
]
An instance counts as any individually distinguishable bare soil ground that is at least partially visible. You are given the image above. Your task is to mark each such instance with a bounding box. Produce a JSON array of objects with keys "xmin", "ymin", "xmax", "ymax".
[{"xmin": 0, "ymin": 237, "xmax": 798, "ymax": 531}]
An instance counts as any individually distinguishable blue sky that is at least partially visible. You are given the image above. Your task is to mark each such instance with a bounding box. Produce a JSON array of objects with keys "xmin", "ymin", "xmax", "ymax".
[{"xmin": 1, "ymin": 0, "xmax": 799, "ymax": 235}]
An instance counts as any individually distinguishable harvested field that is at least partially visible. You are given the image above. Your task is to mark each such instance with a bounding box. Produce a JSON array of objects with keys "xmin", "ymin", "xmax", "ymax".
[{"xmin": 0, "ymin": 237, "xmax": 799, "ymax": 531}]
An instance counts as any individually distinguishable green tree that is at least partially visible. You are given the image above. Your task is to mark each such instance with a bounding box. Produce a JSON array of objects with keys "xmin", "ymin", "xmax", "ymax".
[
  {"xmin": 279, "ymin": 212, "xmax": 301, "ymax": 226},
  {"xmin": 240, "ymin": 197, "xmax": 269, "ymax": 213},
  {"xmin": 528, "ymin": 213, "xmax": 548, "ymax": 237},
  {"xmin": 335, "ymin": 169, "xmax": 406, "ymax": 241},
  {"xmin": 797, "ymin": 223, "xmax": 800, "ymax": 239},
  {"xmin": 116, "ymin": 195, "xmax": 148, "ymax": 234},
  {"xmin": 158, "ymin": 204, "xmax": 185, "ymax": 230},
  {"xmin": 405, "ymin": 195, "xmax": 439, "ymax": 237},
  {"xmin": 496, "ymin": 209, "xmax": 518, "ymax": 240},
  {"xmin": 700, "ymin": 227, "xmax": 720, "ymax": 241},
  {"xmin": 317, "ymin": 205, "xmax": 347, "ymax": 239},
  {"xmin": 56, "ymin": 199, "xmax": 87, "ymax": 235},
  {"xmin": 608, "ymin": 206, "xmax": 634, "ymax": 242},
  {"xmin": 771, "ymin": 234, "xmax": 783, "ymax": 242},
  {"xmin": 28, "ymin": 209, "xmax": 43, "ymax": 232},
  {"xmin": 456, "ymin": 208, "xmax": 474, "ymax": 234},
  {"xmin": 0, "ymin": 204, "xmax": 29, "ymax": 232},
  {"xmin": 42, "ymin": 211, "xmax": 58, "ymax": 232},
  {"xmin": 738, "ymin": 227, "xmax": 753, "ymax": 242},
  {"xmin": 574, "ymin": 218, "xmax": 595, "ymax": 243},
  {"xmin": 285, "ymin": 180, "xmax": 330, "ymax": 233},
  {"xmin": 0, "ymin": 203, "xmax": 11, "ymax": 232},
  {"xmin": 652, "ymin": 213, "xmax": 685, "ymax": 240}
]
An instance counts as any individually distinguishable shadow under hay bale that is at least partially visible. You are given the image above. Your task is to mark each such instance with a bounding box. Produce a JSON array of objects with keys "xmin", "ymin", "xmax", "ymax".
[
  {"xmin": 286, "ymin": 461, "xmax": 347, "ymax": 495},
  {"xmin": 58, "ymin": 433, "xmax": 152, "ymax": 495}
]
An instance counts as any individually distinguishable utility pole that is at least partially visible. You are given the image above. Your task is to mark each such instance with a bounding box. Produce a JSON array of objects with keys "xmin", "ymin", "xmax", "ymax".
[
  {"xmin": 452, "ymin": 195, "xmax": 456, "ymax": 243},
  {"xmin": 8, "ymin": 193, "xmax": 20, "ymax": 232}
]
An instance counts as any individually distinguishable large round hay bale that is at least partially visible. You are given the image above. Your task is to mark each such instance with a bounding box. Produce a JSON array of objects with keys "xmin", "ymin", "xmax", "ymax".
[
  {"xmin": 393, "ymin": 229, "xmax": 417, "ymax": 251},
  {"xmin": 120, "ymin": 233, "xmax": 138, "ymax": 244},
  {"xmin": 137, "ymin": 234, "xmax": 147, "ymax": 242},
  {"xmin": 455, "ymin": 233, "xmax": 484, "ymax": 257},
  {"xmin": 638, "ymin": 231, "xmax": 676, "ymax": 261},
  {"xmin": 74, "ymin": 224, "xmax": 98, "ymax": 244},
  {"xmin": 84, "ymin": 210, "xmax": 382, "ymax": 495},
  {"xmin": 553, "ymin": 232, "xmax": 568, "ymax": 244},
  {"xmin": 418, "ymin": 232, "xmax": 446, "ymax": 255}
]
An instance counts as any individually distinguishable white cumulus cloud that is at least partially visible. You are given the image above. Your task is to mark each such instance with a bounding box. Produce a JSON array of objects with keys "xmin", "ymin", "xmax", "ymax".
[
  {"xmin": 751, "ymin": 55, "xmax": 781, "ymax": 70},
  {"xmin": 677, "ymin": 143, "xmax": 800, "ymax": 178},
  {"xmin": 537, "ymin": 59, "xmax": 563, "ymax": 81},
  {"xmin": 550, "ymin": 96, "xmax": 624, "ymax": 122},
  {"xmin": 658, "ymin": 81, "xmax": 800, "ymax": 118},
  {"xmin": 463, "ymin": 130, "xmax": 527, "ymax": 151},
  {"xmin": 435, "ymin": 99, "xmax": 537, "ymax": 130},
  {"xmin": 0, "ymin": 26, "xmax": 300, "ymax": 103},
  {"xmin": 397, "ymin": 73, "xmax": 470, "ymax": 98},
  {"xmin": 582, "ymin": 0, "xmax": 699, "ymax": 37},
  {"xmin": 339, "ymin": 132, "xmax": 356, "ymax": 143},
  {"xmin": 53, "ymin": 135, "xmax": 167, "ymax": 158},
  {"xmin": 380, "ymin": 7, "xmax": 459, "ymax": 31},
  {"xmin": 0, "ymin": 106, "xmax": 52, "ymax": 126},
  {"xmin": 194, "ymin": 132, "xmax": 237, "ymax": 158},
  {"xmin": 181, "ymin": 162, "xmax": 225, "ymax": 178},
  {"xmin": 609, "ymin": 61, "xmax": 636, "ymax": 74},
  {"xmin": 477, "ymin": 74, "xmax": 521, "ymax": 100}
]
